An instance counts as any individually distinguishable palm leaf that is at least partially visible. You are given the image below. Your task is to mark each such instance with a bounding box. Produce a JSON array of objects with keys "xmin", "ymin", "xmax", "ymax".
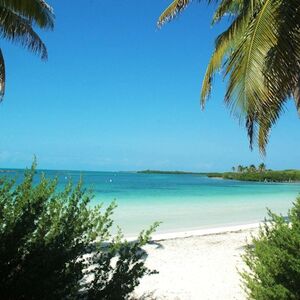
[
  {"xmin": 263, "ymin": 0, "xmax": 300, "ymax": 116},
  {"xmin": 294, "ymin": 79, "xmax": 300, "ymax": 115},
  {"xmin": 257, "ymin": 100, "xmax": 287, "ymax": 153},
  {"xmin": 225, "ymin": 0, "xmax": 279, "ymax": 123},
  {"xmin": 157, "ymin": 0, "xmax": 191, "ymax": 26},
  {"xmin": 212, "ymin": 0, "xmax": 243, "ymax": 24},
  {"xmin": 251, "ymin": 0, "xmax": 300, "ymax": 152},
  {"xmin": 227, "ymin": 0, "xmax": 300, "ymax": 151},
  {"xmin": 0, "ymin": 49, "xmax": 5, "ymax": 100},
  {"xmin": 0, "ymin": 7, "xmax": 47, "ymax": 59},
  {"xmin": 201, "ymin": 37, "xmax": 230, "ymax": 108},
  {"xmin": 201, "ymin": 1, "xmax": 251, "ymax": 107},
  {"xmin": 0, "ymin": 0, "xmax": 54, "ymax": 29},
  {"xmin": 158, "ymin": 0, "xmax": 300, "ymax": 152}
]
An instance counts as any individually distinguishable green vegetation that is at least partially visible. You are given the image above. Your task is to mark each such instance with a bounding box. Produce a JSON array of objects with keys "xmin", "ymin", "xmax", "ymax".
[
  {"xmin": 0, "ymin": 162, "xmax": 158, "ymax": 299},
  {"xmin": 158, "ymin": 0, "xmax": 300, "ymax": 153},
  {"xmin": 137, "ymin": 169, "xmax": 201, "ymax": 175},
  {"xmin": 242, "ymin": 196, "xmax": 300, "ymax": 299},
  {"xmin": 139, "ymin": 166, "xmax": 300, "ymax": 182},
  {"xmin": 206, "ymin": 164, "xmax": 300, "ymax": 182},
  {"xmin": 222, "ymin": 170, "xmax": 300, "ymax": 182},
  {"xmin": 0, "ymin": 0, "xmax": 54, "ymax": 99},
  {"xmin": 204, "ymin": 172, "xmax": 224, "ymax": 178}
]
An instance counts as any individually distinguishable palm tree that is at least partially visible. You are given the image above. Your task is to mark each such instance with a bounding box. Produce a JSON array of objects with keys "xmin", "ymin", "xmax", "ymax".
[
  {"xmin": 249, "ymin": 164, "xmax": 257, "ymax": 173},
  {"xmin": 158, "ymin": 0, "xmax": 300, "ymax": 154},
  {"xmin": 0, "ymin": 0, "xmax": 54, "ymax": 99},
  {"xmin": 243, "ymin": 166, "xmax": 249, "ymax": 173},
  {"xmin": 232, "ymin": 166, "xmax": 236, "ymax": 172},
  {"xmin": 237, "ymin": 165, "xmax": 243, "ymax": 173},
  {"xmin": 258, "ymin": 163, "xmax": 266, "ymax": 173}
]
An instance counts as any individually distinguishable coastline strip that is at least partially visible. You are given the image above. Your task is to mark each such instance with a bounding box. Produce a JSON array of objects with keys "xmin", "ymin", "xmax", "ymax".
[{"xmin": 126, "ymin": 222, "xmax": 260, "ymax": 242}]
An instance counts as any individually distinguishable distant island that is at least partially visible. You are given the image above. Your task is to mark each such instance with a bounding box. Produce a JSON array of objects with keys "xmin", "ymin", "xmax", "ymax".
[
  {"xmin": 205, "ymin": 164, "xmax": 300, "ymax": 182},
  {"xmin": 137, "ymin": 170, "xmax": 202, "ymax": 175},
  {"xmin": 138, "ymin": 165, "xmax": 300, "ymax": 182}
]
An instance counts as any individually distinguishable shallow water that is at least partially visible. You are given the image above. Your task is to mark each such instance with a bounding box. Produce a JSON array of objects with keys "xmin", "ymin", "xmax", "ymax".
[{"xmin": 6, "ymin": 170, "xmax": 300, "ymax": 235}]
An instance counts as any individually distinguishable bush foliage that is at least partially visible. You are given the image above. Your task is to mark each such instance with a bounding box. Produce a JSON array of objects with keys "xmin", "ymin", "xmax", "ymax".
[
  {"xmin": 0, "ymin": 162, "xmax": 158, "ymax": 299},
  {"xmin": 242, "ymin": 196, "xmax": 300, "ymax": 300}
]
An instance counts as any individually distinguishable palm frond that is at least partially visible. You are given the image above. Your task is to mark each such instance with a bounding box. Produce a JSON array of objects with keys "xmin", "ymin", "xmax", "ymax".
[
  {"xmin": 294, "ymin": 79, "xmax": 300, "ymax": 115},
  {"xmin": 225, "ymin": 0, "xmax": 279, "ymax": 120},
  {"xmin": 201, "ymin": 2, "xmax": 251, "ymax": 107},
  {"xmin": 201, "ymin": 37, "xmax": 229, "ymax": 108},
  {"xmin": 158, "ymin": 0, "xmax": 300, "ymax": 152},
  {"xmin": 157, "ymin": 0, "xmax": 191, "ymax": 27},
  {"xmin": 212, "ymin": 0, "xmax": 243, "ymax": 24},
  {"xmin": 0, "ymin": 0, "xmax": 54, "ymax": 29},
  {"xmin": 0, "ymin": 49, "xmax": 5, "ymax": 100},
  {"xmin": 245, "ymin": 113, "xmax": 258, "ymax": 150},
  {"xmin": 0, "ymin": 7, "xmax": 47, "ymax": 59},
  {"xmin": 230, "ymin": 0, "xmax": 300, "ymax": 151},
  {"xmin": 263, "ymin": 0, "xmax": 300, "ymax": 116},
  {"xmin": 244, "ymin": 98, "xmax": 286, "ymax": 154},
  {"xmin": 257, "ymin": 100, "xmax": 287, "ymax": 153}
]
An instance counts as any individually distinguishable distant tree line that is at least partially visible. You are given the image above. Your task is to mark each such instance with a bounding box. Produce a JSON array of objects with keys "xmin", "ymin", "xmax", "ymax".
[
  {"xmin": 231, "ymin": 163, "xmax": 267, "ymax": 174},
  {"xmin": 206, "ymin": 165, "xmax": 300, "ymax": 182}
]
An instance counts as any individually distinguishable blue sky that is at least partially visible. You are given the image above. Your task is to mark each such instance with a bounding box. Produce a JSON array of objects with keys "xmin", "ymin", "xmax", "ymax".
[{"xmin": 0, "ymin": 0, "xmax": 299, "ymax": 171}]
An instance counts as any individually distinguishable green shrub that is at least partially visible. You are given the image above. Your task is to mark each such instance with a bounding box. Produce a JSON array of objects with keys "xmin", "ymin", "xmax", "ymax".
[
  {"xmin": 0, "ymin": 162, "xmax": 158, "ymax": 300},
  {"xmin": 241, "ymin": 196, "xmax": 300, "ymax": 300}
]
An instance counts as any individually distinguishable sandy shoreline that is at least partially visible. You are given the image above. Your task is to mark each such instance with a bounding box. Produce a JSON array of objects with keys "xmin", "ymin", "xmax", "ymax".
[
  {"xmin": 132, "ymin": 223, "xmax": 260, "ymax": 300},
  {"xmin": 126, "ymin": 222, "xmax": 260, "ymax": 242},
  {"xmin": 150, "ymin": 222, "xmax": 260, "ymax": 241}
]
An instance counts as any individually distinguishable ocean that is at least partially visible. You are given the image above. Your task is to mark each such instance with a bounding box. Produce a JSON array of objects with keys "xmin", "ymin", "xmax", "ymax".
[{"xmin": 5, "ymin": 169, "xmax": 300, "ymax": 236}]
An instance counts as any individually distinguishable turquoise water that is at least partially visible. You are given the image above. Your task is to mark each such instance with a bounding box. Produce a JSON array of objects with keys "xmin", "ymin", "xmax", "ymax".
[{"xmin": 7, "ymin": 170, "xmax": 300, "ymax": 236}]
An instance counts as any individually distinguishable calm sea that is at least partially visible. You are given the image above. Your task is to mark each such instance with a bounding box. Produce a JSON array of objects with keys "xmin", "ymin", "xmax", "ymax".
[{"xmin": 4, "ymin": 169, "xmax": 300, "ymax": 236}]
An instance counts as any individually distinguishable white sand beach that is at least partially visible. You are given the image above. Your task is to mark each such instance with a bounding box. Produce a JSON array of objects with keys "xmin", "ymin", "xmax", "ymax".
[{"xmin": 133, "ymin": 224, "xmax": 260, "ymax": 300}]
